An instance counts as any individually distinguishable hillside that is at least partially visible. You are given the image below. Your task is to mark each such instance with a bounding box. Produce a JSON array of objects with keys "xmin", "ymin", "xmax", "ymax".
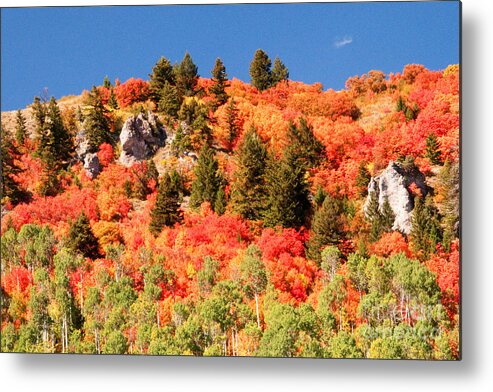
[{"xmin": 0, "ymin": 56, "xmax": 460, "ymax": 358}]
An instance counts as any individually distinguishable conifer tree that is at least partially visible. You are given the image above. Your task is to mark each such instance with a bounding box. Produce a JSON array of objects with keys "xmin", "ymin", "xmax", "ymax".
[
  {"xmin": 271, "ymin": 56, "xmax": 289, "ymax": 86},
  {"xmin": 230, "ymin": 126, "xmax": 268, "ymax": 220},
  {"xmin": 15, "ymin": 110, "xmax": 27, "ymax": 147},
  {"xmin": 149, "ymin": 172, "xmax": 183, "ymax": 236},
  {"xmin": 225, "ymin": 99, "xmax": 240, "ymax": 151},
  {"xmin": 67, "ymin": 212, "xmax": 99, "ymax": 259},
  {"xmin": 307, "ymin": 194, "xmax": 345, "ymax": 264},
  {"xmin": 108, "ymin": 87, "xmax": 118, "ymax": 110},
  {"xmin": 425, "ymin": 133, "xmax": 442, "ymax": 165},
  {"xmin": 410, "ymin": 195, "xmax": 442, "ymax": 258},
  {"xmin": 355, "ymin": 162, "xmax": 371, "ymax": 196},
  {"xmin": 1, "ymin": 127, "xmax": 24, "ymax": 204},
  {"xmin": 84, "ymin": 86, "xmax": 111, "ymax": 152},
  {"xmin": 287, "ymin": 118, "xmax": 324, "ymax": 168},
  {"xmin": 264, "ymin": 148, "xmax": 310, "ymax": 229},
  {"xmin": 189, "ymin": 144, "xmax": 221, "ymax": 209},
  {"xmin": 175, "ymin": 52, "xmax": 199, "ymax": 99},
  {"xmin": 46, "ymin": 96, "xmax": 73, "ymax": 166},
  {"xmin": 249, "ymin": 49, "xmax": 272, "ymax": 92},
  {"xmin": 149, "ymin": 56, "xmax": 175, "ymax": 103},
  {"xmin": 210, "ymin": 58, "xmax": 229, "ymax": 109},
  {"xmin": 158, "ymin": 81, "xmax": 180, "ymax": 119},
  {"xmin": 103, "ymin": 76, "xmax": 112, "ymax": 89},
  {"xmin": 214, "ymin": 187, "xmax": 227, "ymax": 216}
]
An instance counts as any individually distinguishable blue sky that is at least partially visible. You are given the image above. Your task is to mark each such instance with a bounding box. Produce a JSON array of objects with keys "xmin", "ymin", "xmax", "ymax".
[{"xmin": 1, "ymin": 1, "xmax": 459, "ymax": 111}]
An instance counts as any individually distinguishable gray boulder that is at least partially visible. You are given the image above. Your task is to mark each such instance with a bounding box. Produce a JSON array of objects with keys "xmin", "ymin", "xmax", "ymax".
[
  {"xmin": 83, "ymin": 153, "xmax": 101, "ymax": 179},
  {"xmin": 364, "ymin": 161, "xmax": 430, "ymax": 234},
  {"xmin": 119, "ymin": 112, "xmax": 166, "ymax": 166}
]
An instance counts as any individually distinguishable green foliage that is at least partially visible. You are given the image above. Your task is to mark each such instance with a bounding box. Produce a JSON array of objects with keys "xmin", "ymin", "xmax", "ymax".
[
  {"xmin": 210, "ymin": 57, "xmax": 229, "ymax": 109},
  {"xmin": 175, "ymin": 52, "xmax": 199, "ymax": 99},
  {"xmin": 149, "ymin": 56, "xmax": 175, "ymax": 103},
  {"xmin": 263, "ymin": 148, "xmax": 310, "ymax": 229},
  {"xmin": 1, "ymin": 127, "xmax": 24, "ymax": 204},
  {"xmin": 189, "ymin": 144, "xmax": 222, "ymax": 210},
  {"xmin": 366, "ymin": 193, "xmax": 396, "ymax": 242},
  {"xmin": 103, "ymin": 330, "xmax": 128, "ymax": 354},
  {"xmin": 249, "ymin": 49, "xmax": 272, "ymax": 92},
  {"xmin": 230, "ymin": 127, "xmax": 268, "ymax": 220},
  {"xmin": 425, "ymin": 132, "xmax": 442, "ymax": 164},
  {"xmin": 84, "ymin": 86, "xmax": 111, "ymax": 152},
  {"xmin": 287, "ymin": 117, "xmax": 324, "ymax": 168},
  {"xmin": 158, "ymin": 81, "xmax": 180, "ymax": 119},
  {"xmin": 410, "ymin": 195, "xmax": 442, "ymax": 258},
  {"xmin": 355, "ymin": 162, "xmax": 371, "ymax": 196},
  {"xmin": 213, "ymin": 186, "xmax": 227, "ymax": 216},
  {"xmin": 271, "ymin": 56, "xmax": 289, "ymax": 85},
  {"xmin": 224, "ymin": 98, "xmax": 240, "ymax": 151},
  {"xmin": 66, "ymin": 211, "xmax": 100, "ymax": 259},
  {"xmin": 307, "ymin": 194, "xmax": 344, "ymax": 263},
  {"xmin": 327, "ymin": 330, "xmax": 363, "ymax": 358},
  {"xmin": 15, "ymin": 110, "xmax": 27, "ymax": 146},
  {"xmin": 149, "ymin": 172, "xmax": 183, "ymax": 236}
]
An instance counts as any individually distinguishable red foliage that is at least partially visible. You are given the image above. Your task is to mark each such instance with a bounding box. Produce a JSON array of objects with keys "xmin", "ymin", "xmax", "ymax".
[
  {"xmin": 370, "ymin": 232, "xmax": 411, "ymax": 258},
  {"xmin": 256, "ymin": 227, "xmax": 306, "ymax": 261},
  {"xmin": 1, "ymin": 267, "xmax": 32, "ymax": 294},
  {"xmin": 97, "ymin": 143, "xmax": 114, "ymax": 167},
  {"xmin": 114, "ymin": 78, "xmax": 150, "ymax": 108}
]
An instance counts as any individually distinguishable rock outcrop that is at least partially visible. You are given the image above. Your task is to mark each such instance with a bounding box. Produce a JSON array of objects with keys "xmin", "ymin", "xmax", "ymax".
[
  {"xmin": 83, "ymin": 153, "xmax": 101, "ymax": 179},
  {"xmin": 119, "ymin": 112, "xmax": 166, "ymax": 166},
  {"xmin": 364, "ymin": 161, "xmax": 430, "ymax": 234}
]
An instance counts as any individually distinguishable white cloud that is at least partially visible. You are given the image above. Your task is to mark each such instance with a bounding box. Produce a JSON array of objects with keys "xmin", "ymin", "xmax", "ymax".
[{"xmin": 334, "ymin": 36, "xmax": 353, "ymax": 48}]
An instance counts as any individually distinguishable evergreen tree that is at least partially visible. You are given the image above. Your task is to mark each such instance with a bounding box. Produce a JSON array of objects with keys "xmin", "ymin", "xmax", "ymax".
[
  {"xmin": 438, "ymin": 160, "xmax": 459, "ymax": 250},
  {"xmin": 425, "ymin": 133, "xmax": 442, "ymax": 165},
  {"xmin": 1, "ymin": 127, "xmax": 24, "ymax": 204},
  {"xmin": 46, "ymin": 96, "xmax": 73, "ymax": 166},
  {"xmin": 210, "ymin": 58, "xmax": 229, "ymax": 109},
  {"xmin": 264, "ymin": 148, "xmax": 310, "ymax": 229},
  {"xmin": 271, "ymin": 56, "xmax": 289, "ymax": 86},
  {"xmin": 149, "ymin": 172, "xmax": 183, "ymax": 236},
  {"xmin": 355, "ymin": 162, "xmax": 371, "ymax": 197},
  {"xmin": 189, "ymin": 144, "xmax": 221, "ymax": 209},
  {"xmin": 367, "ymin": 194, "xmax": 395, "ymax": 242},
  {"xmin": 214, "ymin": 187, "xmax": 227, "ymax": 216},
  {"xmin": 380, "ymin": 197, "xmax": 396, "ymax": 232},
  {"xmin": 108, "ymin": 87, "xmax": 118, "ymax": 109},
  {"xmin": 158, "ymin": 81, "xmax": 180, "ymax": 119},
  {"xmin": 225, "ymin": 98, "xmax": 240, "ymax": 151},
  {"xmin": 410, "ymin": 195, "xmax": 442, "ymax": 258},
  {"xmin": 175, "ymin": 52, "xmax": 199, "ymax": 99},
  {"xmin": 67, "ymin": 212, "xmax": 99, "ymax": 259},
  {"xmin": 103, "ymin": 76, "xmax": 112, "ymax": 89},
  {"xmin": 230, "ymin": 127, "xmax": 268, "ymax": 220},
  {"xmin": 15, "ymin": 110, "xmax": 27, "ymax": 147},
  {"xmin": 287, "ymin": 118, "xmax": 324, "ymax": 168},
  {"xmin": 84, "ymin": 86, "xmax": 111, "ymax": 152},
  {"xmin": 249, "ymin": 49, "xmax": 272, "ymax": 92},
  {"xmin": 149, "ymin": 56, "xmax": 175, "ymax": 103},
  {"xmin": 307, "ymin": 194, "xmax": 345, "ymax": 264}
]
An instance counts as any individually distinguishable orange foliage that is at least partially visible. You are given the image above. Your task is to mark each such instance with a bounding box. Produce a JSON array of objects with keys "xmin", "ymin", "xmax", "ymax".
[{"xmin": 114, "ymin": 77, "xmax": 150, "ymax": 108}]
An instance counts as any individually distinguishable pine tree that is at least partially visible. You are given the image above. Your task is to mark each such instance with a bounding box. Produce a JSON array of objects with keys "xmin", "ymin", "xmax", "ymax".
[
  {"xmin": 425, "ymin": 133, "xmax": 442, "ymax": 165},
  {"xmin": 225, "ymin": 99, "xmax": 240, "ymax": 151},
  {"xmin": 46, "ymin": 96, "xmax": 73, "ymax": 166},
  {"xmin": 271, "ymin": 56, "xmax": 289, "ymax": 86},
  {"xmin": 1, "ymin": 127, "xmax": 24, "ymax": 204},
  {"xmin": 264, "ymin": 148, "xmax": 310, "ymax": 229},
  {"xmin": 438, "ymin": 160, "xmax": 459, "ymax": 250},
  {"xmin": 214, "ymin": 187, "xmax": 227, "ymax": 216},
  {"xmin": 210, "ymin": 58, "xmax": 229, "ymax": 109},
  {"xmin": 149, "ymin": 56, "xmax": 175, "ymax": 103},
  {"xmin": 249, "ymin": 49, "xmax": 272, "ymax": 92},
  {"xmin": 15, "ymin": 110, "xmax": 27, "ymax": 147},
  {"xmin": 287, "ymin": 118, "xmax": 324, "ymax": 168},
  {"xmin": 175, "ymin": 52, "xmax": 199, "ymax": 99},
  {"xmin": 380, "ymin": 197, "xmax": 395, "ymax": 232},
  {"xmin": 108, "ymin": 87, "xmax": 118, "ymax": 109},
  {"xmin": 67, "ymin": 212, "xmax": 99, "ymax": 259},
  {"xmin": 189, "ymin": 144, "xmax": 221, "ymax": 209},
  {"xmin": 230, "ymin": 127, "xmax": 268, "ymax": 220},
  {"xmin": 410, "ymin": 195, "xmax": 442, "ymax": 258},
  {"xmin": 84, "ymin": 86, "xmax": 111, "ymax": 152},
  {"xmin": 158, "ymin": 81, "xmax": 180, "ymax": 119},
  {"xmin": 103, "ymin": 76, "xmax": 112, "ymax": 89},
  {"xmin": 149, "ymin": 172, "xmax": 183, "ymax": 236},
  {"xmin": 307, "ymin": 194, "xmax": 345, "ymax": 264},
  {"xmin": 355, "ymin": 162, "xmax": 371, "ymax": 196}
]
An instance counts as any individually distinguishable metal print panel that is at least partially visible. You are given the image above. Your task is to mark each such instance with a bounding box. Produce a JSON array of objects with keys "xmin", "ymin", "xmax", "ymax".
[{"xmin": 0, "ymin": 1, "xmax": 460, "ymax": 359}]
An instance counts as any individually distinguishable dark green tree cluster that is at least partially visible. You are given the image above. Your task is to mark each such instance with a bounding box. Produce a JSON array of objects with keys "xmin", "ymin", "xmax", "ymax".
[
  {"xmin": 410, "ymin": 195, "xmax": 442, "ymax": 259},
  {"xmin": 149, "ymin": 171, "xmax": 183, "ymax": 237},
  {"xmin": 249, "ymin": 49, "xmax": 289, "ymax": 91},
  {"xmin": 1, "ymin": 127, "xmax": 25, "ymax": 205},
  {"xmin": 66, "ymin": 212, "xmax": 100, "ymax": 259},
  {"xmin": 365, "ymin": 192, "xmax": 396, "ymax": 242},
  {"xmin": 83, "ymin": 86, "xmax": 112, "ymax": 152},
  {"xmin": 396, "ymin": 96, "xmax": 420, "ymax": 121},
  {"xmin": 15, "ymin": 110, "xmax": 28, "ymax": 147},
  {"xmin": 425, "ymin": 132, "xmax": 442, "ymax": 165},
  {"xmin": 209, "ymin": 58, "xmax": 229, "ymax": 110}
]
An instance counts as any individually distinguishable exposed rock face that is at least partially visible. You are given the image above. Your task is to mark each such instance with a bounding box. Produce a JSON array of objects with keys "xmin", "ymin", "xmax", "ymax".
[
  {"xmin": 83, "ymin": 153, "xmax": 101, "ymax": 179},
  {"xmin": 364, "ymin": 161, "xmax": 430, "ymax": 234},
  {"xmin": 119, "ymin": 112, "xmax": 167, "ymax": 166},
  {"xmin": 75, "ymin": 130, "xmax": 91, "ymax": 160}
]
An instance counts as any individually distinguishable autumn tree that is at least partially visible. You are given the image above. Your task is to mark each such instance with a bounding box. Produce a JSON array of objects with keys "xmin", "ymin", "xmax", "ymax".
[
  {"xmin": 66, "ymin": 211, "xmax": 100, "ymax": 259},
  {"xmin": 271, "ymin": 56, "xmax": 289, "ymax": 86},
  {"xmin": 210, "ymin": 58, "xmax": 229, "ymax": 109},
  {"xmin": 249, "ymin": 49, "xmax": 272, "ymax": 91},
  {"xmin": 189, "ymin": 144, "xmax": 222, "ymax": 210},
  {"xmin": 230, "ymin": 126, "xmax": 268, "ymax": 220},
  {"xmin": 149, "ymin": 172, "xmax": 183, "ymax": 236}
]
